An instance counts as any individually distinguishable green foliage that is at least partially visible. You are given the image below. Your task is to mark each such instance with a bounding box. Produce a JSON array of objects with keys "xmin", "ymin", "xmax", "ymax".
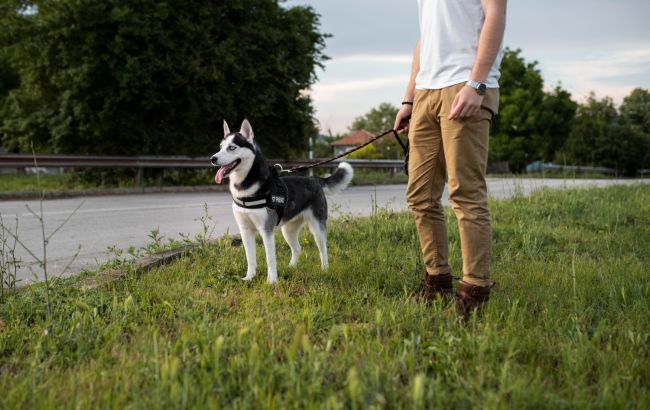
[
  {"xmin": 557, "ymin": 92, "xmax": 649, "ymax": 176},
  {"xmin": 313, "ymin": 134, "xmax": 337, "ymax": 158},
  {"xmin": 349, "ymin": 102, "xmax": 405, "ymax": 159},
  {"xmin": 0, "ymin": 0, "xmax": 327, "ymax": 158},
  {"xmin": 350, "ymin": 102, "xmax": 398, "ymax": 133},
  {"xmin": 538, "ymin": 86, "xmax": 578, "ymax": 162},
  {"xmin": 0, "ymin": 53, "xmax": 19, "ymax": 100},
  {"xmin": 620, "ymin": 88, "xmax": 650, "ymax": 169},
  {"xmin": 1, "ymin": 185, "xmax": 649, "ymax": 407},
  {"xmin": 0, "ymin": 51, "xmax": 20, "ymax": 137},
  {"xmin": 490, "ymin": 49, "xmax": 576, "ymax": 171},
  {"xmin": 348, "ymin": 143, "xmax": 382, "ymax": 160}
]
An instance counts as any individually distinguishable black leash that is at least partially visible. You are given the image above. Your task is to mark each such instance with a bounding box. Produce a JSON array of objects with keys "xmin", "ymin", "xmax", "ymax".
[{"xmin": 281, "ymin": 129, "xmax": 408, "ymax": 174}]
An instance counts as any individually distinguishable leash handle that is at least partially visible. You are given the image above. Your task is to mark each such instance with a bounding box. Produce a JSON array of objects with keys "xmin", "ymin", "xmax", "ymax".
[{"xmin": 391, "ymin": 130, "xmax": 408, "ymax": 154}]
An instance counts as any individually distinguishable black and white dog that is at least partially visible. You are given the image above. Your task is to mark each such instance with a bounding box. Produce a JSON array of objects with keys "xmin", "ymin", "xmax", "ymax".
[{"xmin": 211, "ymin": 119, "xmax": 353, "ymax": 284}]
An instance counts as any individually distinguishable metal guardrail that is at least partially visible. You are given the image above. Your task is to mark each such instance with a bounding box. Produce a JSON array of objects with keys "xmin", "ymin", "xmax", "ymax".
[
  {"xmin": 0, "ymin": 153, "xmax": 404, "ymax": 170},
  {"xmin": 525, "ymin": 162, "xmax": 616, "ymax": 175}
]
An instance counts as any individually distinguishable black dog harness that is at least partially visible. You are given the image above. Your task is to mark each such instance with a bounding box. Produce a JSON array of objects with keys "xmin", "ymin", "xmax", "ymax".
[{"xmin": 232, "ymin": 168, "xmax": 288, "ymax": 225}]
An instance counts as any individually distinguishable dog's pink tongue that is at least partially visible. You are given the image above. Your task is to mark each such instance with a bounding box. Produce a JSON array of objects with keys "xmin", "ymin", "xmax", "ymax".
[{"xmin": 215, "ymin": 167, "xmax": 227, "ymax": 184}]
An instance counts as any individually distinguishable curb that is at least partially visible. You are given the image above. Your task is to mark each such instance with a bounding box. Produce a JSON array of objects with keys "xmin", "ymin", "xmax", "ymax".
[{"xmin": 77, "ymin": 243, "xmax": 204, "ymax": 289}]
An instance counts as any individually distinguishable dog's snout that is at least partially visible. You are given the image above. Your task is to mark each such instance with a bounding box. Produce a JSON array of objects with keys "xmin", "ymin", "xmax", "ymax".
[{"xmin": 210, "ymin": 155, "xmax": 218, "ymax": 166}]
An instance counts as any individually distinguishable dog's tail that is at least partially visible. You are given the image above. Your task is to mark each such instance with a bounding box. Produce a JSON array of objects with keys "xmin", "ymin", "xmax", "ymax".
[{"xmin": 321, "ymin": 162, "xmax": 353, "ymax": 195}]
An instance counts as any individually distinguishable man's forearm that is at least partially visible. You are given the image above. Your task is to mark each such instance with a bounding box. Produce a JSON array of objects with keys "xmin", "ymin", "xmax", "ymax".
[
  {"xmin": 403, "ymin": 39, "xmax": 421, "ymax": 102},
  {"xmin": 470, "ymin": 0, "xmax": 507, "ymax": 83}
]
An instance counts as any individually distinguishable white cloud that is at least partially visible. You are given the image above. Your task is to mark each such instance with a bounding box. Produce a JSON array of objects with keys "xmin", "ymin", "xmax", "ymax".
[
  {"xmin": 310, "ymin": 44, "xmax": 650, "ymax": 133},
  {"xmin": 310, "ymin": 76, "xmax": 406, "ymax": 102},
  {"xmin": 539, "ymin": 45, "xmax": 650, "ymax": 102},
  {"xmin": 332, "ymin": 54, "xmax": 412, "ymax": 64}
]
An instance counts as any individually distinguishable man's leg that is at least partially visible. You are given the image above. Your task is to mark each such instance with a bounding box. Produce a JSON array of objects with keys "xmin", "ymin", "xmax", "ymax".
[
  {"xmin": 439, "ymin": 84, "xmax": 499, "ymax": 287},
  {"xmin": 406, "ymin": 89, "xmax": 453, "ymax": 300},
  {"xmin": 439, "ymin": 84, "xmax": 499, "ymax": 318}
]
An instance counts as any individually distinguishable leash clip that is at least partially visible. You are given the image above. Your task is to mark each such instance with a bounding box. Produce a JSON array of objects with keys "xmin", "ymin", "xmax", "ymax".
[{"xmin": 272, "ymin": 163, "xmax": 289, "ymax": 174}]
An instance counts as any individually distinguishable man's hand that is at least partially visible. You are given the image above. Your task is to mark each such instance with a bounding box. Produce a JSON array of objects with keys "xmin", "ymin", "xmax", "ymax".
[
  {"xmin": 449, "ymin": 85, "xmax": 483, "ymax": 120},
  {"xmin": 394, "ymin": 104, "xmax": 413, "ymax": 133}
]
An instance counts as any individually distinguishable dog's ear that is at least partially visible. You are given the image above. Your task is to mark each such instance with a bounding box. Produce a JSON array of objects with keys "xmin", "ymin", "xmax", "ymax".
[
  {"xmin": 240, "ymin": 119, "xmax": 254, "ymax": 141},
  {"xmin": 223, "ymin": 120, "xmax": 231, "ymax": 136}
]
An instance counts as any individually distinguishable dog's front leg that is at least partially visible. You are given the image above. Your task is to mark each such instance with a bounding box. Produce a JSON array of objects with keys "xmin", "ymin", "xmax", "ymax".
[
  {"xmin": 260, "ymin": 230, "xmax": 278, "ymax": 284},
  {"xmin": 240, "ymin": 226, "xmax": 257, "ymax": 281}
]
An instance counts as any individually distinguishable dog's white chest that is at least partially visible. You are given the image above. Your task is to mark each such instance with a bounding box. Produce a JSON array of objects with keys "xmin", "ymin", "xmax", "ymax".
[{"xmin": 232, "ymin": 203, "xmax": 273, "ymax": 230}]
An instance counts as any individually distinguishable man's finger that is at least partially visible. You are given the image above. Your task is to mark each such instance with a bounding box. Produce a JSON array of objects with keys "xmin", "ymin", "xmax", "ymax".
[
  {"xmin": 450, "ymin": 94, "xmax": 460, "ymax": 114},
  {"xmin": 395, "ymin": 115, "xmax": 408, "ymax": 132},
  {"xmin": 459, "ymin": 103, "xmax": 474, "ymax": 119},
  {"xmin": 461, "ymin": 103, "xmax": 478, "ymax": 118},
  {"xmin": 394, "ymin": 114, "xmax": 405, "ymax": 131},
  {"xmin": 449, "ymin": 101, "xmax": 464, "ymax": 119}
]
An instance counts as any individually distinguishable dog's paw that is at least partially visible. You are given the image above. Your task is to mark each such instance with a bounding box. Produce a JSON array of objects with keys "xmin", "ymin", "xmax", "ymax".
[
  {"xmin": 242, "ymin": 274, "xmax": 256, "ymax": 281},
  {"xmin": 267, "ymin": 277, "xmax": 278, "ymax": 285}
]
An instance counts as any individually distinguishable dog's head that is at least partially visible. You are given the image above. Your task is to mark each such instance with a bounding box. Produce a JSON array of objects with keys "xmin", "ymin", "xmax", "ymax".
[{"xmin": 211, "ymin": 119, "xmax": 257, "ymax": 184}]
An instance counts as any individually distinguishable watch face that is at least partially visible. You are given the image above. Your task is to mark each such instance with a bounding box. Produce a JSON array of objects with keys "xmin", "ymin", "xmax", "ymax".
[{"xmin": 478, "ymin": 83, "xmax": 487, "ymax": 95}]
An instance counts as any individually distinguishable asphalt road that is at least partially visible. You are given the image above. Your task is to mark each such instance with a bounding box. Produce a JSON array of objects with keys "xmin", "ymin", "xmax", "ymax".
[{"xmin": 1, "ymin": 178, "xmax": 647, "ymax": 284}]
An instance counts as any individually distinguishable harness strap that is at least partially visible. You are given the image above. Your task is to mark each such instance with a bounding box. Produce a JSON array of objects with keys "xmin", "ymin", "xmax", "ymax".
[
  {"xmin": 232, "ymin": 196, "xmax": 268, "ymax": 208},
  {"xmin": 232, "ymin": 170, "xmax": 288, "ymax": 225}
]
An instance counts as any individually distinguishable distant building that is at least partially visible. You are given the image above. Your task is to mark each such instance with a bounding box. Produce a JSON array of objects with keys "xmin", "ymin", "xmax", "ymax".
[{"xmin": 330, "ymin": 130, "xmax": 374, "ymax": 157}]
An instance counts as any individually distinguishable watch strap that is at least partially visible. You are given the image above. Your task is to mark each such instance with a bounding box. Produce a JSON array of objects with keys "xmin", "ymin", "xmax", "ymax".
[{"xmin": 466, "ymin": 80, "xmax": 487, "ymax": 95}]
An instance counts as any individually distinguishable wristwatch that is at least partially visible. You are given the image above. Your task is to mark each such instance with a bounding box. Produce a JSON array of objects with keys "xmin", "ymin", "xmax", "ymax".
[{"xmin": 466, "ymin": 80, "xmax": 487, "ymax": 96}]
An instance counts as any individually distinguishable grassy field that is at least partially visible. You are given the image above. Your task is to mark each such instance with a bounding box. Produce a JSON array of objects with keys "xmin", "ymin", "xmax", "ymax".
[
  {"xmin": 1, "ymin": 185, "xmax": 649, "ymax": 408},
  {"xmin": 0, "ymin": 169, "xmax": 408, "ymax": 194},
  {"xmin": 0, "ymin": 171, "xmax": 203, "ymax": 192},
  {"xmin": 0, "ymin": 173, "xmax": 88, "ymax": 193}
]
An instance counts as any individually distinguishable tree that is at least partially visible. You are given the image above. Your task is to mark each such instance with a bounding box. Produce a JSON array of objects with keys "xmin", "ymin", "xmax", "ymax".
[
  {"xmin": 537, "ymin": 86, "xmax": 578, "ymax": 162},
  {"xmin": 349, "ymin": 102, "xmax": 404, "ymax": 159},
  {"xmin": 620, "ymin": 88, "xmax": 650, "ymax": 169},
  {"xmin": 0, "ymin": 52, "xmax": 20, "ymax": 145},
  {"xmin": 490, "ymin": 48, "xmax": 576, "ymax": 171},
  {"xmin": 557, "ymin": 93, "xmax": 648, "ymax": 176},
  {"xmin": 350, "ymin": 102, "xmax": 398, "ymax": 133},
  {"xmin": 490, "ymin": 48, "xmax": 544, "ymax": 171},
  {"xmin": 0, "ymin": 0, "xmax": 327, "ymax": 159},
  {"xmin": 0, "ymin": 54, "xmax": 19, "ymax": 100}
]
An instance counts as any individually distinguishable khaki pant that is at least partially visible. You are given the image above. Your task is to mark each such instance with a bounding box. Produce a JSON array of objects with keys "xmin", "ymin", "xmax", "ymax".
[{"xmin": 406, "ymin": 83, "xmax": 499, "ymax": 287}]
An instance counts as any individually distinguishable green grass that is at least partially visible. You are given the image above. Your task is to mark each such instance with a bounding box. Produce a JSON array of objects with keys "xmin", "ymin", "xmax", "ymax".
[
  {"xmin": 0, "ymin": 168, "xmax": 408, "ymax": 194},
  {"xmin": 511, "ymin": 172, "xmax": 618, "ymax": 179},
  {"xmin": 0, "ymin": 171, "xmax": 192, "ymax": 193},
  {"xmin": 1, "ymin": 185, "xmax": 649, "ymax": 408},
  {"xmin": 350, "ymin": 168, "xmax": 408, "ymax": 185},
  {"xmin": 0, "ymin": 173, "xmax": 85, "ymax": 192}
]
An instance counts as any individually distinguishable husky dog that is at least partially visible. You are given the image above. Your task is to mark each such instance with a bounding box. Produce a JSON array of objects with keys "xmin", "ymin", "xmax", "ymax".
[{"xmin": 211, "ymin": 119, "xmax": 353, "ymax": 284}]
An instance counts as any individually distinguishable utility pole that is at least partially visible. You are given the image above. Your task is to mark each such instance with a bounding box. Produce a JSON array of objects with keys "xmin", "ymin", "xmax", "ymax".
[{"xmin": 308, "ymin": 136, "xmax": 314, "ymax": 177}]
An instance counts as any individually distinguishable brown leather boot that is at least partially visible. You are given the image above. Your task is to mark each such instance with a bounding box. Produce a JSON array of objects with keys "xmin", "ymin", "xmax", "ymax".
[
  {"xmin": 416, "ymin": 272, "xmax": 453, "ymax": 303},
  {"xmin": 456, "ymin": 280, "xmax": 494, "ymax": 321}
]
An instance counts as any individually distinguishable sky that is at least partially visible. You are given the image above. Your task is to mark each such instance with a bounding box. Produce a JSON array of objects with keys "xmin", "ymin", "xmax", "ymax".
[{"xmin": 283, "ymin": 0, "xmax": 650, "ymax": 135}]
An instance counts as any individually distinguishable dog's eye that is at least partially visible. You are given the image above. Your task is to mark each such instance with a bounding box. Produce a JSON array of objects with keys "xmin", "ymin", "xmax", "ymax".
[{"xmin": 227, "ymin": 145, "xmax": 237, "ymax": 151}]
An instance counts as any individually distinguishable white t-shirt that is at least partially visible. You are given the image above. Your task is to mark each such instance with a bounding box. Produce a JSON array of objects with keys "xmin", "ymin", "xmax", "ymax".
[{"xmin": 416, "ymin": 0, "xmax": 503, "ymax": 89}]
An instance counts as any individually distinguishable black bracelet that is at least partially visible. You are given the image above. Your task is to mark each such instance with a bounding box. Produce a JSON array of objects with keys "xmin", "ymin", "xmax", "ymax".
[{"xmin": 402, "ymin": 101, "xmax": 413, "ymax": 106}]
